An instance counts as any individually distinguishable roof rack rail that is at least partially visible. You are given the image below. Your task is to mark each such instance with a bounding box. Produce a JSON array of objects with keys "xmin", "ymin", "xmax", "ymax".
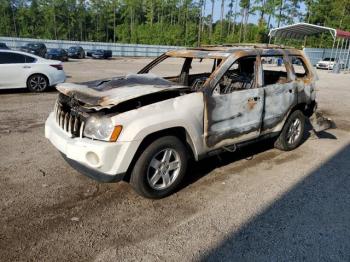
[{"xmin": 200, "ymin": 43, "xmax": 295, "ymax": 49}]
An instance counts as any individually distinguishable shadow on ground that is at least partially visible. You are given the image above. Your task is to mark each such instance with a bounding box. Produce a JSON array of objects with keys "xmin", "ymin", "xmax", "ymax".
[
  {"xmin": 182, "ymin": 126, "xmax": 336, "ymax": 190},
  {"xmin": 0, "ymin": 86, "xmax": 57, "ymax": 94},
  {"xmin": 200, "ymin": 143, "xmax": 350, "ymax": 261}
]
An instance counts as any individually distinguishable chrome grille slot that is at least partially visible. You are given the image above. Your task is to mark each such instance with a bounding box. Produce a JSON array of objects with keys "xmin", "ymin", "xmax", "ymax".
[{"xmin": 55, "ymin": 100, "xmax": 85, "ymax": 137}]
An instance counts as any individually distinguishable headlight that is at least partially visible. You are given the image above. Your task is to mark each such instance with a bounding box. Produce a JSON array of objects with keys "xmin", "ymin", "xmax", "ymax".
[{"xmin": 83, "ymin": 116, "xmax": 122, "ymax": 141}]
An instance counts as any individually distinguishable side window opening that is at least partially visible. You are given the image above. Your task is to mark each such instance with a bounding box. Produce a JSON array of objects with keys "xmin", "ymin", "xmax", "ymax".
[
  {"xmin": 188, "ymin": 58, "xmax": 218, "ymax": 90},
  {"xmin": 144, "ymin": 56, "xmax": 219, "ymax": 89},
  {"xmin": 262, "ymin": 56, "xmax": 288, "ymax": 86},
  {"xmin": 215, "ymin": 56, "xmax": 256, "ymax": 94},
  {"xmin": 290, "ymin": 56, "xmax": 309, "ymax": 79},
  {"xmin": 0, "ymin": 52, "xmax": 25, "ymax": 64}
]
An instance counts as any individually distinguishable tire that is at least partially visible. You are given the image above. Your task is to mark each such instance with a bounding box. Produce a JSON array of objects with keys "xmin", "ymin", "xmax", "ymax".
[
  {"xmin": 275, "ymin": 110, "xmax": 305, "ymax": 151},
  {"xmin": 130, "ymin": 136, "xmax": 188, "ymax": 199},
  {"xmin": 27, "ymin": 74, "xmax": 49, "ymax": 92}
]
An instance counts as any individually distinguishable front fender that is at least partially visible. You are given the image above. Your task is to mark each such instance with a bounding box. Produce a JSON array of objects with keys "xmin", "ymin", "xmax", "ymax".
[{"xmin": 112, "ymin": 92, "xmax": 206, "ymax": 157}]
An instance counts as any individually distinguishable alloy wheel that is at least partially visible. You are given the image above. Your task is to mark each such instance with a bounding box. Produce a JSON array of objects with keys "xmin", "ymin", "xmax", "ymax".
[
  {"xmin": 287, "ymin": 118, "xmax": 302, "ymax": 145},
  {"xmin": 29, "ymin": 75, "xmax": 47, "ymax": 91},
  {"xmin": 147, "ymin": 148, "xmax": 181, "ymax": 190}
]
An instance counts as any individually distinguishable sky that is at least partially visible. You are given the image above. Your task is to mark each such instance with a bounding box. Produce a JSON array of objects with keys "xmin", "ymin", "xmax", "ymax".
[{"xmin": 204, "ymin": 0, "xmax": 307, "ymax": 28}]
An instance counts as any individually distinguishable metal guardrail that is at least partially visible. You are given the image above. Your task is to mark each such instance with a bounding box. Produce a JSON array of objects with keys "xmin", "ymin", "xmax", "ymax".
[
  {"xmin": 1, "ymin": 37, "xmax": 349, "ymax": 69},
  {"xmin": 0, "ymin": 37, "xmax": 183, "ymax": 57}
]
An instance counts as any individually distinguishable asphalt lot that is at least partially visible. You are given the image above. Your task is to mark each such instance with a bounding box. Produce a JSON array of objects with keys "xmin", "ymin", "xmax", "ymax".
[{"xmin": 1, "ymin": 58, "xmax": 350, "ymax": 261}]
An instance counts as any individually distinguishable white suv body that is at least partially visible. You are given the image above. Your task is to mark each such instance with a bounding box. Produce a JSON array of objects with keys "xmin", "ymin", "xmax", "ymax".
[{"xmin": 45, "ymin": 46, "xmax": 328, "ymax": 198}]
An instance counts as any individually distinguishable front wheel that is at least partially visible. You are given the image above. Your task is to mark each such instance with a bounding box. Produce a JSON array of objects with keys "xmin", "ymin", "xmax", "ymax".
[
  {"xmin": 130, "ymin": 136, "xmax": 188, "ymax": 199},
  {"xmin": 275, "ymin": 110, "xmax": 305, "ymax": 151},
  {"xmin": 27, "ymin": 74, "xmax": 49, "ymax": 92}
]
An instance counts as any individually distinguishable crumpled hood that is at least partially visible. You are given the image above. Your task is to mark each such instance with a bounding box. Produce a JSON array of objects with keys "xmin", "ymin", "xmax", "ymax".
[{"xmin": 56, "ymin": 74, "xmax": 187, "ymax": 109}]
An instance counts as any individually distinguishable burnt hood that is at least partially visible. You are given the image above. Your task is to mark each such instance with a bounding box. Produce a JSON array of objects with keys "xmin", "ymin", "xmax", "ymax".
[{"xmin": 56, "ymin": 74, "xmax": 187, "ymax": 110}]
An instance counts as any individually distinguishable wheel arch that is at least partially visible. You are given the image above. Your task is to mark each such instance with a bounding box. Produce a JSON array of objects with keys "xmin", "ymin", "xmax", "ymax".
[
  {"xmin": 289, "ymin": 101, "xmax": 316, "ymax": 118},
  {"xmin": 123, "ymin": 126, "xmax": 196, "ymax": 182},
  {"xmin": 26, "ymin": 73, "xmax": 50, "ymax": 88}
]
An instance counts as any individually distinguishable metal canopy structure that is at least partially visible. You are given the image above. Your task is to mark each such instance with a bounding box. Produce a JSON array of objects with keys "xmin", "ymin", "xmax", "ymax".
[
  {"xmin": 269, "ymin": 23, "xmax": 337, "ymax": 41},
  {"xmin": 269, "ymin": 23, "xmax": 350, "ymax": 73}
]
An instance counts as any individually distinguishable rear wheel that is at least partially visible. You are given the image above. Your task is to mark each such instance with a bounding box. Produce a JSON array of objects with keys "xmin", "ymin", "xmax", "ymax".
[
  {"xmin": 275, "ymin": 110, "xmax": 305, "ymax": 151},
  {"xmin": 130, "ymin": 136, "xmax": 188, "ymax": 199},
  {"xmin": 27, "ymin": 74, "xmax": 49, "ymax": 92}
]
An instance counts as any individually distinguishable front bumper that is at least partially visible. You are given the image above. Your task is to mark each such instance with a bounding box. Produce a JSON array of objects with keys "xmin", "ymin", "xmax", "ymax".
[
  {"xmin": 45, "ymin": 113, "xmax": 139, "ymax": 181},
  {"xmin": 316, "ymin": 64, "xmax": 333, "ymax": 70},
  {"xmin": 62, "ymin": 154, "xmax": 125, "ymax": 182}
]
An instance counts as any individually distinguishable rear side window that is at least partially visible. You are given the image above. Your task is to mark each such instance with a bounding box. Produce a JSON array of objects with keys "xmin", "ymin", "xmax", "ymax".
[
  {"xmin": 290, "ymin": 56, "xmax": 308, "ymax": 78},
  {"xmin": 0, "ymin": 52, "xmax": 26, "ymax": 64},
  {"xmin": 261, "ymin": 56, "xmax": 288, "ymax": 86},
  {"xmin": 25, "ymin": 55, "xmax": 36, "ymax": 63}
]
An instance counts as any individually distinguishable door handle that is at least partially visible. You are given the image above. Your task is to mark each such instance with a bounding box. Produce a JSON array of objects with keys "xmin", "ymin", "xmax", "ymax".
[
  {"xmin": 248, "ymin": 97, "xmax": 260, "ymax": 102},
  {"xmin": 23, "ymin": 65, "xmax": 31, "ymax": 69}
]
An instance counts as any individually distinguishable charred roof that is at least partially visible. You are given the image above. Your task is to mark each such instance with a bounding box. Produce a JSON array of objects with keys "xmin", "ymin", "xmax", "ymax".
[{"xmin": 166, "ymin": 44, "xmax": 303, "ymax": 59}]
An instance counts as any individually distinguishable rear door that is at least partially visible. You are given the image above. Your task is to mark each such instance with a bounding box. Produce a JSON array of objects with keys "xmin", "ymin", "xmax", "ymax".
[
  {"xmin": 0, "ymin": 52, "xmax": 31, "ymax": 89},
  {"xmin": 205, "ymin": 56, "xmax": 264, "ymax": 148},
  {"xmin": 261, "ymin": 55, "xmax": 297, "ymax": 132}
]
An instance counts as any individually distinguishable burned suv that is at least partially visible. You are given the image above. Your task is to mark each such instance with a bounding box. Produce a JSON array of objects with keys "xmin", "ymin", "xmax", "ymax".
[{"xmin": 45, "ymin": 45, "xmax": 326, "ymax": 198}]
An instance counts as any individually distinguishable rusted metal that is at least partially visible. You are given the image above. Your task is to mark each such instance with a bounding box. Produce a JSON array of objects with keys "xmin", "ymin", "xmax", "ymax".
[{"xmin": 310, "ymin": 111, "xmax": 333, "ymax": 132}]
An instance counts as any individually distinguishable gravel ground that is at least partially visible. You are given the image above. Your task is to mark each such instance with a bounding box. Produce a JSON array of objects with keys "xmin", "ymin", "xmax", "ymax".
[{"xmin": 0, "ymin": 58, "xmax": 350, "ymax": 262}]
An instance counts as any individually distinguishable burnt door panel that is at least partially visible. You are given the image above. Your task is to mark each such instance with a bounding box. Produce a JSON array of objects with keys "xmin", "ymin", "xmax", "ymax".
[
  {"xmin": 205, "ymin": 88, "xmax": 264, "ymax": 148},
  {"xmin": 262, "ymin": 82, "xmax": 297, "ymax": 131}
]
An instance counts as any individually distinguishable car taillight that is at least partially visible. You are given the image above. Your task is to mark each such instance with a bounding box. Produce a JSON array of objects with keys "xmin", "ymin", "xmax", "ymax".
[{"xmin": 50, "ymin": 64, "xmax": 63, "ymax": 70}]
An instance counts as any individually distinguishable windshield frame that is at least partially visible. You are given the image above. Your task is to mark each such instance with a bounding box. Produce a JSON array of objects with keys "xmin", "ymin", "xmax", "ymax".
[{"xmin": 138, "ymin": 53, "xmax": 229, "ymax": 90}]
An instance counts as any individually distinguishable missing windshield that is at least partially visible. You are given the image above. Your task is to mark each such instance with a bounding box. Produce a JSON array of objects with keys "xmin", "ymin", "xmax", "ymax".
[{"xmin": 139, "ymin": 56, "xmax": 221, "ymax": 89}]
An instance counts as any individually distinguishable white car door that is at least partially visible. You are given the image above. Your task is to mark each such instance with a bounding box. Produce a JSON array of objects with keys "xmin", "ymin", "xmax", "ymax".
[
  {"xmin": 0, "ymin": 52, "xmax": 32, "ymax": 89},
  {"xmin": 205, "ymin": 56, "xmax": 264, "ymax": 148}
]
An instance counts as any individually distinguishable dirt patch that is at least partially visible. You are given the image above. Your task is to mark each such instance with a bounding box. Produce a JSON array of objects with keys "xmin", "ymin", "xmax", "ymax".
[{"xmin": 0, "ymin": 118, "xmax": 44, "ymax": 134}]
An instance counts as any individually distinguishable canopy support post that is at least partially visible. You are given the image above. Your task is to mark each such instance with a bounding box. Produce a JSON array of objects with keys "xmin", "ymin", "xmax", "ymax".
[
  {"xmin": 341, "ymin": 39, "xmax": 349, "ymax": 70},
  {"xmin": 329, "ymin": 38, "xmax": 337, "ymax": 71},
  {"xmin": 345, "ymin": 39, "xmax": 350, "ymax": 71},
  {"xmin": 337, "ymin": 38, "xmax": 345, "ymax": 71}
]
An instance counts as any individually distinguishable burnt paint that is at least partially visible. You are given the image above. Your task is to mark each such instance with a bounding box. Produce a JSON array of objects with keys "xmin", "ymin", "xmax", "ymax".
[
  {"xmin": 80, "ymin": 75, "xmax": 175, "ymax": 91},
  {"xmin": 203, "ymin": 48, "xmax": 311, "ymax": 148}
]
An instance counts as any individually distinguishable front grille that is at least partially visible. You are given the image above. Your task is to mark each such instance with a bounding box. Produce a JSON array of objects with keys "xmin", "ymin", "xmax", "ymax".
[{"xmin": 54, "ymin": 100, "xmax": 85, "ymax": 137}]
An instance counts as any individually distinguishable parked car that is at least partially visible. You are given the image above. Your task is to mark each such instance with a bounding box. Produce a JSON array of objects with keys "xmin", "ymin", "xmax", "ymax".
[
  {"xmin": 88, "ymin": 49, "xmax": 112, "ymax": 59},
  {"xmin": 45, "ymin": 45, "xmax": 329, "ymax": 198},
  {"xmin": 46, "ymin": 48, "xmax": 69, "ymax": 62},
  {"xmin": 20, "ymin": 42, "xmax": 47, "ymax": 57},
  {"xmin": 316, "ymin": 57, "xmax": 345, "ymax": 70},
  {"xmin": 0, "ymin": 50, "xmax": 66, "ymax": 92},
  {"xmin": 67, "ymin": 46, "xmax": 85, "ymax": 59},
  {"xmin": 0, "ymin": 42, "xmax": 10, "ymax": 49},
  {"xmin": 316, "ymin": 58, "xmax": 335, "ymax": 70}
]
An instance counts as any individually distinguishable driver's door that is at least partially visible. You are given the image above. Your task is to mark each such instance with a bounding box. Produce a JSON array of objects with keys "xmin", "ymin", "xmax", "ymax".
[{"xmin": 204, "ymin": 56, "xmax": 264, "ymax": 148}]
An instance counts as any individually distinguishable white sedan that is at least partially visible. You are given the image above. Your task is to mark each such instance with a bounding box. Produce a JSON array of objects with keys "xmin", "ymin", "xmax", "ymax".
[
  {"xmin": 0, "ymin": 50, "xmax": 66, "ymax": 92},
  {"xmin": 316, "ymin": 57, "xmax": 345, "ymax": 70}
]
